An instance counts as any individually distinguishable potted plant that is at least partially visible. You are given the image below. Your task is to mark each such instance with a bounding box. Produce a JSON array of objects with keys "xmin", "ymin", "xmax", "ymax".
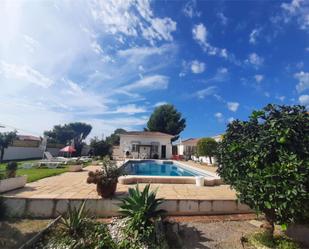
[
  {"xmin": 86, "ymin": 157, "xmax": 122, "ymax": 198},
  {"xmin": 0, "ymin": 161, "xmax": 27, "ymax": 193},
  {"xmin": 68, "ymin": 160, "xmax": 83, "ymax": 172},
  {"xmin": 6, "ymin": 161, "xmax": 17, "ymax": 178}
]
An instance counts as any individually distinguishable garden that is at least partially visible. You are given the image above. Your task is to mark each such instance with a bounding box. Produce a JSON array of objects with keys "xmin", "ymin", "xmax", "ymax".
[{"xmin": 0, "ymin": 104, "xmax": 308, "ymax": 249}]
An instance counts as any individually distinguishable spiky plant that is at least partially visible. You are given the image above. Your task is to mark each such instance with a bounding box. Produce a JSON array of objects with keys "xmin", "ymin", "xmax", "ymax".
[
  {"xmin": 119, "ymin": 184, "xmax": 166, "ymax": 229},
  {"xmin": 59, "ymin": 200, "xmax": 89, "ymax": 237}
]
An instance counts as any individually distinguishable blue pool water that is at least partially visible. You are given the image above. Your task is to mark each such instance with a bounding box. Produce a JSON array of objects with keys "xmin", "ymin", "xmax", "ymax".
[{"xmin": 124, "ymin": 161, "xmax": 205, "ymax": 177}]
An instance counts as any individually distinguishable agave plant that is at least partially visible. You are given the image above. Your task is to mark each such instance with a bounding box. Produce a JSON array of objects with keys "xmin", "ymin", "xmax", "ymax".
[
  {"xmin": 119, "ymin": 184, "xmax": 166, "ymax": 230},
  {"xmin": 59, "ymin": 200, "xmax": 89, "ymax": 237}
]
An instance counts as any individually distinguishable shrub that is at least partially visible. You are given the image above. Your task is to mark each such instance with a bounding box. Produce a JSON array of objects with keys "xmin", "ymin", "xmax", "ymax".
[
  {"xmin": 119, "ymin": 184, "xmax": 166, "ymax": 231},
  {"xmin": 197, "ymin": 137, "xmax": 218, "ymax": 164},
  {"xmin": 6, "ymin": 161, "xmax": 18, "ymax": 178},
  {"xmin": 119, "ymin": 184, "xmax": 167, "ymax": 248},
  {"xmin": 217, "ymin": 104, "xmax": 309, "ymax": 237}
]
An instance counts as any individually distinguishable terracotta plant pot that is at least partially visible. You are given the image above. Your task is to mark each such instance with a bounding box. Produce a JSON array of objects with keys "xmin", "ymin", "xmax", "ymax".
[{"xmin": 96, "ymin": 181, "xmax": 118, "ymax": 198}]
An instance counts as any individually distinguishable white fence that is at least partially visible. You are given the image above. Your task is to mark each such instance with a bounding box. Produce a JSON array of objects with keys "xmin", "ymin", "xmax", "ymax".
[{"xmin": 3, "ymin": 146, "xmax": 60, "ymax": 161}]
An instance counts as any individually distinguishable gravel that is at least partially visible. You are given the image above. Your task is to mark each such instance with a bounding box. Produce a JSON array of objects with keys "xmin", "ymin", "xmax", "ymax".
[{"xmin": 168, "ymin": 220, "xmax": 259, "ymax": 249}]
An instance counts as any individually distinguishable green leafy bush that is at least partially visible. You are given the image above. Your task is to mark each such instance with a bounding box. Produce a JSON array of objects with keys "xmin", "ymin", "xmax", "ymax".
[
  {"xmin": 248, "ymin": 232, "xmax": 300, "ymax": 249},
  {"xmin": 6, "ymin": 161, "xmax": 17, "ymax": 178},
  {"xmin": 217, "ymin": 104, "xmax": 309, "ymax": 237},
  {"xmin": 197, "ymin": 137, "xmax": 218, "ymax": 164}
]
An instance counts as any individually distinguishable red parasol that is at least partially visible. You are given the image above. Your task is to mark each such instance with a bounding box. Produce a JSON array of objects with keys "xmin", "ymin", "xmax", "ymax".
[{"xmin": 60, "ymin": 146, "xmax": 76, "ymax": 153}]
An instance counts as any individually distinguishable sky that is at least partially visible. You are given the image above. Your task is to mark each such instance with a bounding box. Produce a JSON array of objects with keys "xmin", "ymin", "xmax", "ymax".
[{"xmin": 0, "ymin": 0, "xmax": 308, "ymax": 140}]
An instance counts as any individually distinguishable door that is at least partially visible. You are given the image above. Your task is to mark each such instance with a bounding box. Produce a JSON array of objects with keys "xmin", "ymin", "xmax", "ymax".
[{"xmin": 161, "ymin": 145, "xmax": 166, "ymax": 159}]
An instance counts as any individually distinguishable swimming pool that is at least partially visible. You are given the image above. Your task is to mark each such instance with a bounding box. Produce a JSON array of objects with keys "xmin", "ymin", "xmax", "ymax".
[{"xmin": 124, "ymin": 160, "xmax": 211, "ymax": 177}]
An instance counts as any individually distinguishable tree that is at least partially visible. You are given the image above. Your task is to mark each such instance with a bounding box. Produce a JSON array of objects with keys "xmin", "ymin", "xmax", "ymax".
[
  {"xmin": 147, "ymin": 104, "xmax": 186, "ymax": 141},
  {"xmin": 0, "ymin": 131, "xmax": 17, "ymax": 162},
  {"xmin": 105, "ymin": 128, "xmax": 126, "ymax": 146},
  {"xmin": 197, "ymin": 137, "xmax": 218, "ymax": 164},
  {"xmin": 90, "ymin": 137, "xmax": 112, "ymax": 157},
  {"xmin": 44, "ymin": 122, "xmax": 92, "ymax": 156},
  {"xmin": 217, "ymin": 104, "xmax": 309, "ymax": 238}
]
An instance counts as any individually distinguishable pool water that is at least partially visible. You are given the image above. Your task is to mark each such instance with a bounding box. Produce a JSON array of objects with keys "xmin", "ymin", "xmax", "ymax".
[{"xmin": 124, "ymin": 161, "xmax": 202, "ymax": 177}]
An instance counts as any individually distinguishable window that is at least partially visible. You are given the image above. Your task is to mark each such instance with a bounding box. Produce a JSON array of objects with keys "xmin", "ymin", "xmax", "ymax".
[
  {"xmin": 151, "ymin": 142, "xmax": 159, "ymax": 153},
  {"xmin": 131, "ymin": 142, "xmax": 140, "ymax": 152},
  {"xmin": 152, "ymin": 145, "xmax": 158, "ymax": 153}
]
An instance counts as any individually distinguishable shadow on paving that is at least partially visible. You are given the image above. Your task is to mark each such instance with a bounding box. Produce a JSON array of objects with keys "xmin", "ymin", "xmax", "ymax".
[
  {"xmin": 0, "ymin": 221, "xmax": 35, "ymax": 249},
  {"xmin": 167, "ymin": 222, "xmax": 212, "ymax": 249}
]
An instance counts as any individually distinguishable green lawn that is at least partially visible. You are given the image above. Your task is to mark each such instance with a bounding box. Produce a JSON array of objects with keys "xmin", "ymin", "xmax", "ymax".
[
  {"xmin": 0, "ymin": 160, "xmax": 69, "ymax": 183},
  {"xmin": 17, "ymin": 167, "xmax": 69, "ymax": 183}
]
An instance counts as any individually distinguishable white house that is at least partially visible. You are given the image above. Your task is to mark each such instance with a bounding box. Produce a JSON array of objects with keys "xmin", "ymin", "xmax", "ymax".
[
  {"xmin": 119, "ymin": 131, "xmax": 173, "ymax": 159},
  {"xmin": 174, "ymin": 138, "xmax": 199, "ymax": 158},
  {"xmin": 174, "ymin": 135, "xmax": 223, "ymax": 164}
]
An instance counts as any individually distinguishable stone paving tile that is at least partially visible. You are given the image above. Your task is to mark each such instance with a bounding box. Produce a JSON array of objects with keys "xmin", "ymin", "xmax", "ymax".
[{"xmin": 3, "ymin": 164, "xmax": 237, "ymax": 201}]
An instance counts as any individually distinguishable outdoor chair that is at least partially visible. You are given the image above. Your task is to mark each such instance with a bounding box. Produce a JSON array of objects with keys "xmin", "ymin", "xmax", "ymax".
[{"xmin": 21, "ymin": 162, "xmax": 35, "ymax": 169}]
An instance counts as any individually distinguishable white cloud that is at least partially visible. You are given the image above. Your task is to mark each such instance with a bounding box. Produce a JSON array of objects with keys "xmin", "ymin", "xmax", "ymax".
[
  {"xmin": 195, "ymin": 86, "xmax": 217, "ymax": 99},
  {"xmin": 190, "ymin": 60, "xmax": 205, "ymax": 74},
  {"xmin": 183, "ymin": 0, "xmax": 201, "ymax": 18},
  {"xmin": 0, "ymin": 1, "xmax": 178, "ymax": 139},
  {"xmin": 295, "ymin": 71, "xmax": 309, "ymax": 93},
  {"xmin": 192, "ymin": 23, "xmax": 236, "ymax": 62},
  {"xmin": 217, "ymin": 12, "xmax": 228, "ymax": 26},
  {"xmin": 121, "ymin": 75, "xmax": 169, "ymax": 92},
  {"xmin": 276, "ymin": 95, "xmax": 286, "ymax": 102},
  {"xmin": 0, "ymin": 61, "xmax": 53, "ymax": 88},
  {"xmin": 23, "ymin": 35, "xmax": 39, "ymax": 53},
  {"xmin": 154, "ymin": 101, "xmax": 167, "ymax": 107},
  {"xmin": 281, "ymin": 0, "xmax": 309, "ymax": 30},
  {"xmin": 228, "ymin": 117, "xmax": 235, "ymax": 123},
  {"xmin": 92, "ymin": 0, "xmax": 177, "ymax": 44},
  {"xmin": 249, "ymin": 28, "xmax": 261, "ymax": 44},
  {"xmin": 299, "ymin": 94, "xmax": 309, "ymax": 106},
  {"xmin": 113, "ymin": 104, "xmax": 147, "ymax": 115},
  {"xmin": 193, "ymin": 23, "xmax": 207, "ymax": 44},
  {"xmin": 118, "ymin": 44, "xmax": 175, "ymax": 60},
  {"xmin": 91, "ymin": 40, "xmax": 103, "ymax": 54},
  {"xmin": 246, "ymin": 53, "xmax": 264, "ymax": 67},
  {"xmin": 254, "ymin": 74, "xmax": 264, "ymax": 83},
  {"xmin": 227, "ymin": 102, "xmax": 239, "ymax": 112},
  {"xmin": 214, "ymin": 112, "xmax": 224, "ymax": 122}
]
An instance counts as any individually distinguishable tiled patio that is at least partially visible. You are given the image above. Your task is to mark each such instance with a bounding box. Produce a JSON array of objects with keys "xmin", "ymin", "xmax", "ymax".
[
  {"xmin": 3, "ymin": 166, "xmax": 236, "ymax": 200},
  {"xmin": 3, "ymin": 164, "xmax": 252, "ymax": 217}
]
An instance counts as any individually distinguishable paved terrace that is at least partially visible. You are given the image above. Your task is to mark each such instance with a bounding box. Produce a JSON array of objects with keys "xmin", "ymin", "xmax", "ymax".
[{"xmin": 3, "ymin": 163, "xmax": 251, "ymax": 218}]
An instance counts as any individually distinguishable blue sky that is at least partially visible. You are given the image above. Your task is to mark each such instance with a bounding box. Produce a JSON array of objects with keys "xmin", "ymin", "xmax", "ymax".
[{"xmin": 0, "ymin": 0, "xmax": 308, "ymax": 140}]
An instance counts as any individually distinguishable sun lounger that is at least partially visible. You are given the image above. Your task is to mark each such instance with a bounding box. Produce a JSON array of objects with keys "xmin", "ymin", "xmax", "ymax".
[
  {"xmin": 21, "ymin": 162, "xmax": 35, "ymax": 169},
  {"xmin": 38, "ymin": 160, "xmax": 63, "ymax": 168}
]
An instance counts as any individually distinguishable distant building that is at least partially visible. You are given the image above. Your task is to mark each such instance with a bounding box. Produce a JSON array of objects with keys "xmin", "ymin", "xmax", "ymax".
[
  {"xmin": 173, "ymin": 135, "xmax": 223, "ymax": 163},
  {"xmin": 3, "ymin": 134, "xmax": 60, "ymax": 161}
]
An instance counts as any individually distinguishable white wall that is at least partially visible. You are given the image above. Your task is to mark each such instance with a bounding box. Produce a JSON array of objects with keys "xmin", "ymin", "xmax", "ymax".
[
  {"xmin": 3, "ymin": 146, "xmax": 60, "ymax": 161},
  {"xmin": 177, "ymin": 144, "xmax": 184, "ymax": 155},
  {"xmin": 120, "ymin": 135, "xmax": 172, "ymax": 159}
]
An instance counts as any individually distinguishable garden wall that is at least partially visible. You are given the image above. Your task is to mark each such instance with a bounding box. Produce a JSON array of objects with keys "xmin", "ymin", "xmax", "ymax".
[{"xmin": 3, "ymin": 147, "xmax": 60, "ymax": 161}]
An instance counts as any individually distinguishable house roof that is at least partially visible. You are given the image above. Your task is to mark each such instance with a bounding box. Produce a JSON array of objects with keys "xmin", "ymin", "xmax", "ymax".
[
  {"xmin": 182, "ymin": 138, "xmax": 200, "ymax": 145},
  {"xmin": 17, "ymin": 135, "xmax": 41, "ymax": 141},
  {"xmin": 121, "ymin": 131, "xmax": 174, "ymax": 138}
]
